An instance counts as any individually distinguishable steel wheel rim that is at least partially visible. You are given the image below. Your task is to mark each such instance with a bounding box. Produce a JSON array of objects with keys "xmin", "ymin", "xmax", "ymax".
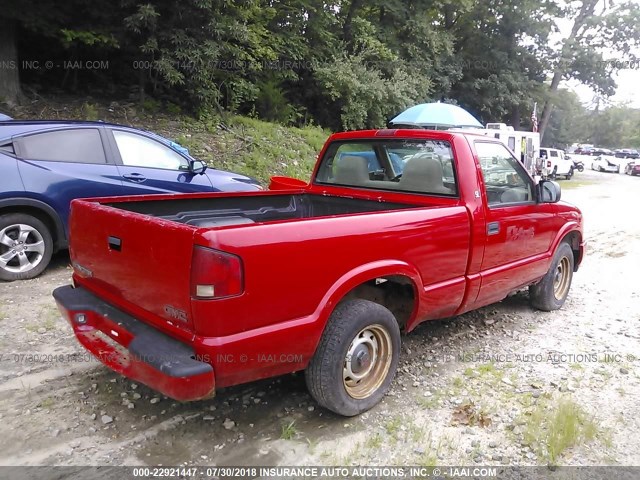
[
  {"xmin": 343, "ymin": 324, "xmax": 392, "ymax": 399},
  {"xmin": 553, "ymin": 256, "xmax": 571, "ymax": 300},
  {"xmin": 0, "ymin": 224, "xmax": 45, "ymax": 273}
]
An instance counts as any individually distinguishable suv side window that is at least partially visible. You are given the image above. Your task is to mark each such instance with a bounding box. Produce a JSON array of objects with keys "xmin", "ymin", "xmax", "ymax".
[
  {"xmin": 550, "ymin": 150, "xmax": 558, "ymax": 158},
  {"xmin": 475, "ymin": 142, "xmax": 533, "ymax": 206},
  {"xmin": 113, "ymin": 130, "xmax": 188, "ymax": 170},
  {"xmin": 20, "ymin": 129, "xmax": 106, "ymax": 164}
]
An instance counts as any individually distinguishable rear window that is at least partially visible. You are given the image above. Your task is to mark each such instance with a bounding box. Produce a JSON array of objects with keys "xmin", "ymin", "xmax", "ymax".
[
  {"xmin": 19, "ymin": 129, "xmax": 106, "ymax": 164},
  {"xmin": 315, "ymin": 139, "xmax": 457, "ymax": 196}
]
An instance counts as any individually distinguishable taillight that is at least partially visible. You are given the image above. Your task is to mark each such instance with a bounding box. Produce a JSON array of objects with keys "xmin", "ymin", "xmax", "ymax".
[
  {"xmin": 190, "ymin": 246, "xmax": 243, "ymax": 299},
  {"xmin": 547, "ymin": 160, "xmax": 552, "ymax": 168}
]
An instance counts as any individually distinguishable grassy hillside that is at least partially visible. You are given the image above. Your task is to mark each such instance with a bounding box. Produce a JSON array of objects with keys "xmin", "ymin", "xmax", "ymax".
[{"xmin": 5, "ymin": 97, "xmax": 330, "ymax": 185}]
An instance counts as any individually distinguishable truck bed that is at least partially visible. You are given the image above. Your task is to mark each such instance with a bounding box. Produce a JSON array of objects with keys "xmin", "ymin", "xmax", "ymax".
[{"xmin": 105, "ymin": 193, "xmax": 416, "ymax": 227}]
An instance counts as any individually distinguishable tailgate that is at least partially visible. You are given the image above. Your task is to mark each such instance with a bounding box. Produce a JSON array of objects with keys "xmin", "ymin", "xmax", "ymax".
[{"xmin": 69, "ymin": 199, "xmax": 198, "ymax": 333}]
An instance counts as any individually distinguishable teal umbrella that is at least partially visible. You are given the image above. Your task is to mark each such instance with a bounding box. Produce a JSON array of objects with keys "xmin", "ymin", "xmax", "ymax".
[{"xmin": 390, "ymin": 103, "xmax": 482, "ymax": 129}]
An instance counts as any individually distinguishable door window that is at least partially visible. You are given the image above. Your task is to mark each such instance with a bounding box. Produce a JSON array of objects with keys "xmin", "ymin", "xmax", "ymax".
[
  {"xmin": 550, "ymin": 150, "xmax": 559, "ymax": 158},
  {"xmin": 20, "ymin": 129, "xmax": 106, "ymax": 163},
  {"xmin": 113, "ymin": 130, "xmax": 188, "ymax": 170},
  {"xmin": 475, "ymin": 142, "xmax": 533, "ymax": 206}
]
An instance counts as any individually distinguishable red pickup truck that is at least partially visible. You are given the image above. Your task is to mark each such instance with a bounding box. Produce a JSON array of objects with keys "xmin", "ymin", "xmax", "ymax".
[{"xmin": 53, "ymin": 129, "xmax": 585, "ymax": 416}]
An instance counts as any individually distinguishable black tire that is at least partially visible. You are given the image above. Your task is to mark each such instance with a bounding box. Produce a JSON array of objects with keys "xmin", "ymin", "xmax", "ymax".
[
  {"xmin": 0, "ymin": 213, "xmax": 53, "ymax": 281},
  {"xmin": 577, "ymin": 165, "xmax": 584, "ymax": 172},
  {"xmin": 305, "ymin": 299, "xmax": 401, "ymax": 416},
  {"xmin": 529, "ymin": 242, "xmax": 574, "ymax": 311},
  {"xmin": 566, "ymin": 168, "xmax": 573, "ymax": 180},
  {"xmin": 550, "ymin": 167, "xmax": 557, "ymax": 180}
]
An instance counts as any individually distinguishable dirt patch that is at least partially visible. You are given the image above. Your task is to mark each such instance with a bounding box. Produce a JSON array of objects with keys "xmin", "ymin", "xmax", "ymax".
[{"xmin": 1, "ymin": 169, "xmax": 639, "ymax": 467}]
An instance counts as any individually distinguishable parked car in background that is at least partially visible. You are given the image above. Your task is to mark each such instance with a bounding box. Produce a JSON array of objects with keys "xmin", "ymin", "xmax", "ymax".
[
  {"xmin": 591, "ymin": 156, "xmax": 620, "ymax": 173},
  {"xmin": 0, "ymin": 121, "xmax": 262, "ymax": 281},
  {"xmin": 539, "ymin": 147, "xmax": 574, "ymax": 179},
  {"xmin": 591, "ymin": 147, "xmax": 614, "ymax": 156},
  {"xmin": 615, "ymin": 149, "xmax": 639, "ymax": 159},
  {"xmin": 624, "ymin": 161, "xmax": 640, "ymax": 176},
  {"xmin": 574, "ymin": 146, "xmax": 594, "ymax": 155}
]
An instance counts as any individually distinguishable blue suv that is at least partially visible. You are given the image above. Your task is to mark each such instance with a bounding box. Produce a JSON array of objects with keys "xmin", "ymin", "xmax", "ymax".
[{"xmin": 0, "ymin": 120, "xmax": 261, "ymax": 281}]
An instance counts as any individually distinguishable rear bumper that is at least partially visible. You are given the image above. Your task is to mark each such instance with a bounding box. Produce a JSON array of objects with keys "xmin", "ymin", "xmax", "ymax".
[{"xmin": 53, "ymin": 285, "xmax": 215, "ymax": 401}]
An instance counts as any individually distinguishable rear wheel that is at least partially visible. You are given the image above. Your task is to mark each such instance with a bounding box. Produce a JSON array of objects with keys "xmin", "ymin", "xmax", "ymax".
[
  {"xmin": 0, "ymin": 214, "xmax": 53, "ymax": 281},
  {"xmin": 529, "ymin": 242, "xmax": 574, "ymax": 311},
  {"xmin": 305, "ymin": 299, "xmax": 401, "ymax": 416},
  {"xmin": 566, "ymin": 168, "xmax": 573, "ymax": 180}
]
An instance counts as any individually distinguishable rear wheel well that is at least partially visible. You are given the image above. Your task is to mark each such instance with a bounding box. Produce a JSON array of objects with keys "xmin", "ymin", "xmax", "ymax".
[
  {"xmin": 339, "ymin": 275, "xmax": 416, "ymax": 331},
  {"xmin": 0, "ymin": 205, "xmax": 62, "ymax": 251}
]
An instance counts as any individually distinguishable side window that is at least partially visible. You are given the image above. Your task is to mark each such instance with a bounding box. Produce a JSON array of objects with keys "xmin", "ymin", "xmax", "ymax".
[
  {"xmin": 550, "ymin": 150, "xmax": 558, "ymax": 158},
  {"xmin": 508, "ymin": 137, "xmax": 516, "ymax": 151},
  {"xmin": 0, "ymin": 142, "xmax": 15, "ymax": 155},
  {"xmin": 475, "ymin": 142, "xmax": 533, "ymax": 206},
  {"xmin": 20, "ymin": 129, "xmax": 106, "ymax": 164},
  {"xmin": 113, "ymin": 130, "xmax": 188, "ymax": 170}
]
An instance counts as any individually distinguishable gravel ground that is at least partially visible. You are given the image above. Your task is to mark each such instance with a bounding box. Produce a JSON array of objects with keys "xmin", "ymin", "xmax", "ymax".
[{"xmin": 0, "ymin": 164, "xmax": 638, "ymax": 468}]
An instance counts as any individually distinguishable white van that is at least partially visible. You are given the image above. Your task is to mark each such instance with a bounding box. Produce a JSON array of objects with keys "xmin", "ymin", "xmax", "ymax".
[{"xmin": 539, "ymin": 148, "xmax": 574, "ymax": 179}]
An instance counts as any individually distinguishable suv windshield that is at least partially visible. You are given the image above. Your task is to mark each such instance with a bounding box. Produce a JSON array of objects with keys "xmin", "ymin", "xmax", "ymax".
[{"xmin": 315, "ymin": 139, "xmax": 457, "ymax": 196}]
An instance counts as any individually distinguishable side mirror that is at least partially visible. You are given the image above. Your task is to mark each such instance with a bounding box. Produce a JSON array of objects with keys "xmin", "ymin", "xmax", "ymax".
[
  {"xmin": 189, "ymin": 160, "xmax": 207, "ymax": 175},
  {"xmin": 538, "ymin": 180, "xmax": 561, "ymax": 203}
]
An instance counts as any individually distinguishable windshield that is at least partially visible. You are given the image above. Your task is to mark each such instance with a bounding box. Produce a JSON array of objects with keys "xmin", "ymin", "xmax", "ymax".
[{"xmin": 315, "ymin": 139, "xmax": 457, "ymax": 196}]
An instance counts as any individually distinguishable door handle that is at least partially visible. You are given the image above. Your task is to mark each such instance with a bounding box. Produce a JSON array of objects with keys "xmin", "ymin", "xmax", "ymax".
[
  {"xmin": 487, "ymin": 222, "xmax": 500, "ymax": 236},
  {"xmin": 123, "ymin": 173, "xmax": 147, "ymax": 183}
]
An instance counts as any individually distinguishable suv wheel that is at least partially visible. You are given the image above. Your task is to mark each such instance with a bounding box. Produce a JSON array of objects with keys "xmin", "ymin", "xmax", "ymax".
[{"xmin": 0, "ymin": 214, "xmax": 53, "ymax": 281}]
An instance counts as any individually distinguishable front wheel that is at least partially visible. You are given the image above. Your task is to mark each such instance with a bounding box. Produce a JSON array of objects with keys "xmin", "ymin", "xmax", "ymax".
[
  {"xmin": 0, "ymin": 213, "xmax": 53, "ymax": 281},
  {"xmin": 305, "ymin": 299, "xmax": 401, "ymax": 416},
  {"xmin": 529, "ymin": 242, "xmax": 574, "ymax": 311}
]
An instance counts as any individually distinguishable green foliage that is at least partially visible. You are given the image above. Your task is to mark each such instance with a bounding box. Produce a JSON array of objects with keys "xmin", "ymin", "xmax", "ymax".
[
  {"xmin": 4, "ymin": 0, "xmax": 640, "ymax": 136},
  {"xmin": 254, "ymin": 79, "xmax": 295, "ymax": 125},
  {"xmin": 59, "ymin": 29, "xmax": 118, "ymax": 48},
  {"xmin": 280, "ymin": 420, "xmax": 297, "ymax": 440},
  {"xmin": 543, "ymin": 89, "xmax": 640, "ymax": 149},
  {"xmin": 523, "ymin": 396, "xmax": 599, "ymax": 464},
  {"xmin": 81, "ymin": 102, "xmax": 99, "ymax": 121}
]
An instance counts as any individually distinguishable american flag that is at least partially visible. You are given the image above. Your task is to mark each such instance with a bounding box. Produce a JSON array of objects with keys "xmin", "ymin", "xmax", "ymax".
[{"xmin": 531, "ymin": 102, "xmax": 538, "ymax": 132}]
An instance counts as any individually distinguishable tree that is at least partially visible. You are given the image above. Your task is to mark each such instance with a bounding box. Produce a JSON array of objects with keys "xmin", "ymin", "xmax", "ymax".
[
  {"xmin": 0, "ymin": 18, "xmax": 21, "ymax": 105},
  {"xmin": 540, "ymin": 89, "xmax": 588, "ymax": 148},
  {"xmin": 448, "ymin": 0, "xmax": 554, "ymax": 127},
  {"xmin": 538, "ymin": 0, "xmax": 640, "ymax": 139}
]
